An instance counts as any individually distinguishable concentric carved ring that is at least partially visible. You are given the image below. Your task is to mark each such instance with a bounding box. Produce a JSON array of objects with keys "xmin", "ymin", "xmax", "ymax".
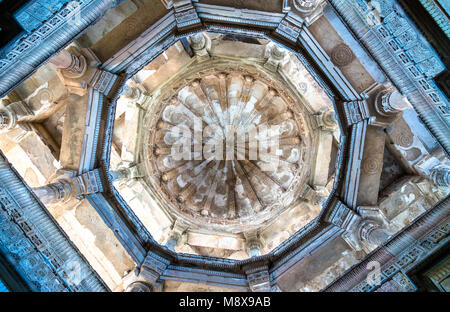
[
  {"xmin": 331, "ymin": 43, "xmax": 355, "ymax": 67},
  {"xmin": 362, "ymin": 157, "xmax": 382, "ymax": 175}
]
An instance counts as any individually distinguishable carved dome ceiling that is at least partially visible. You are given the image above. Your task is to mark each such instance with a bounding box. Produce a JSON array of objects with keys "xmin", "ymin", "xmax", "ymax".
[
  {"xmin": 144, "ymin": 65, "xmax": 314, "ymax": 231},
  {"xmin": 110, "ymin": 33, "xmax": 339, "ymax": 258}
]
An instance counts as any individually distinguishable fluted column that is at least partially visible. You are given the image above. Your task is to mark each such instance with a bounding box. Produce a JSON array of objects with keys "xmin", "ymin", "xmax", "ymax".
[{"xmin": 375, "ymin": 90, "xmax": 412, "ymax": 116}]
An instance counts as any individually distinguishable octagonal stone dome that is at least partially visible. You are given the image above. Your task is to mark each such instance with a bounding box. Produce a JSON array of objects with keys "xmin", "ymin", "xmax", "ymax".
[{"xmin": 110, "ymin": 34, "xmax": 339, "ymax": 258}]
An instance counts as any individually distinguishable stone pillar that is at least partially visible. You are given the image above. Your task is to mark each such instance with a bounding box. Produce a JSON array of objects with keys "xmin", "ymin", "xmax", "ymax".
[
  {"xmin": 327, "ymin": 202, "xmax": 392, "ymax": 252},
  {"xmin": 317, "ymin": 110, "xmax": 338, "ymax": 131},
  {"xmin": 164, "ymin": 220, "xmax": 187, "ymax": 251},
  {"xmin": 375, "ymin": 90, "xmax": 412, "ymax": 116},
  {"xmin": 51, "ymin": 48, "xmax": 121, "ymax": 99},
  {"xmin": 414, "ymin": 153, "xmax": 450, "ymax": 187},
  {"xmin": 50, "ymin": 49, "xmax": 86, "ymax": 75},
  {"xmin": 265, "ymin": 44, "xmax": 287, "ymax": 72},
  {"xmin": 359, "ymin": 220, "xmax": 391, "ymax": 246},
  {"xmin": 165, "ymin": 232, "xmax": 181, "ymax": 251},
  {"xmin": 109, "ymin": 164, "xmax": 144, "ymax": 183},
  {"xmin": 430, "ymin": 165, "xmax": 450, "ymax": 187},
  {"xmin": 33, "ymin": 169, "xmax": 103, "ymax": 204},
  {"xmin": 300, "ymin": 184, "xmax": 327, "ymax": 205},
  {"xmin": 121, "ymin": 85, "xmax": 141, "ymax": 101},
  {"xmin": 244, "ymin": 232, "xmax": 264, "ymax": 257},
  {"xmin": 33, "ymin": 179, "xmax": 73, "ymax": 205},
  {"xmin": 189, "ymin": 33, "xmax": 210, "ymax": 57},
  {"xmin": 0, "ymin": 100, "xmax": 34, "ymax": 133}
]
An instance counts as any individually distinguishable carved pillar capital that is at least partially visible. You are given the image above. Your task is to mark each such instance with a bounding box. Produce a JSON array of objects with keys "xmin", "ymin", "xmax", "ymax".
[
  {"xmin": 51, "ymin": 48, "xmax": 121, "ymax": 98},
  {"xmin": 189, "ymin": 33, "xmax": 210, "ymax": 58},
  {"xmin": 264, "ymin": 44, "xmax": 287, "ymax": 72},
  {"xmin": 120, "ymin": 85, "xmax": 151, "ymax": 109},
  {"xmin": 375, "ymin": 90, "xmax": 412, "ymax": 116},
  {"xmin": 0, "ymin": 100, "xmax": 34, "ymax": 134},
  {"xmin": 414, "ymin": 153, "xmax": 449, "ymax": 187},
  {"xmin": 244, "ymin": 232, "xmax": 263, "ymax": 257},
  {"xmin": 0, "ymin": 107, "xmax": 16, "ymax": 132},
  {"xmin": 165, "ymin": 220, "xmax": 187, "ymax": 251},
  {"xmin": 359, "ymin": 220, "xmax": 390, "ymax": 246},
  {"xmin": 314, "ymin": 110, "xmax": 338, "ymax": 131},
  {"xmin": 110, "ymin": 163, "xmax": 144, "ymax": 183},
  {"xmin": 33, "ymin": 169, "xmax": 104, "ymax": 204},
  {"xmin": 300, "ymin": 184, "xmax": 327, "ymax": 205},
  {"xmin": 327, "ymin": 202, "xmax": 392, "ymax": 252}
]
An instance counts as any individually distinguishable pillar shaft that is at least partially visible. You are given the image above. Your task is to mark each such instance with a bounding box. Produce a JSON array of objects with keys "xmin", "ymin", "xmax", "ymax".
[{"xmin": 33, "ymin": 180, "xmax": 72, "ymax": 205}]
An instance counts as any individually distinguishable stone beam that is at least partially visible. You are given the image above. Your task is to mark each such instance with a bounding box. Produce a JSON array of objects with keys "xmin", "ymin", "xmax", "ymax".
[
  {"xmin": 311, "ymin": 110, "xmax": 338, "ymax": 187},
  {"xmin": 356, "ymin": 125, "xmax": 386, "ymax": 206}
]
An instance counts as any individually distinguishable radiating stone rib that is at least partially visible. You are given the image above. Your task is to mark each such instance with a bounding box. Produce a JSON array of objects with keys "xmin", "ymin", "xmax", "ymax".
[
  {"xmin": 198, "ymin": 79, "xmax": 226, "ymax": 129},
  {"xmin": 218, "ymin": 73, "xmax": 229, "ymax": 113},
  {"xmin": 227, "ymin": 75, "xmax": 244, "ymax": 129},
  {"xmin": 162, "ymin": 161, "xmax": 196, "ymax": 181},
  {"xmin": 241, "ymin": 87, "xmax": 272, "ymax": 127},
  {"xmin": 226, "ymin": 161, "xmax": 237, "ymax": 219},
  {"xmin": 191, "ymin": 80, "xmax": 222, "ymax": 127},
  {"xmin": 201, "ymin": 162, "xmax": 224, "ymax": 216},
  {"xmin": 233, "ymin": 76, "xmax": 254, "ymax": 127},
  {"xmin": 177, "ymin": 89, "xmax": 209, "ymax": 124},
  {"xmin": 243, "ymin": 159, "xmax": 286, "ymax": 191},
  {"xmin": 234, "ymin": 160, "xmax": 263, "ymax": 213}
]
